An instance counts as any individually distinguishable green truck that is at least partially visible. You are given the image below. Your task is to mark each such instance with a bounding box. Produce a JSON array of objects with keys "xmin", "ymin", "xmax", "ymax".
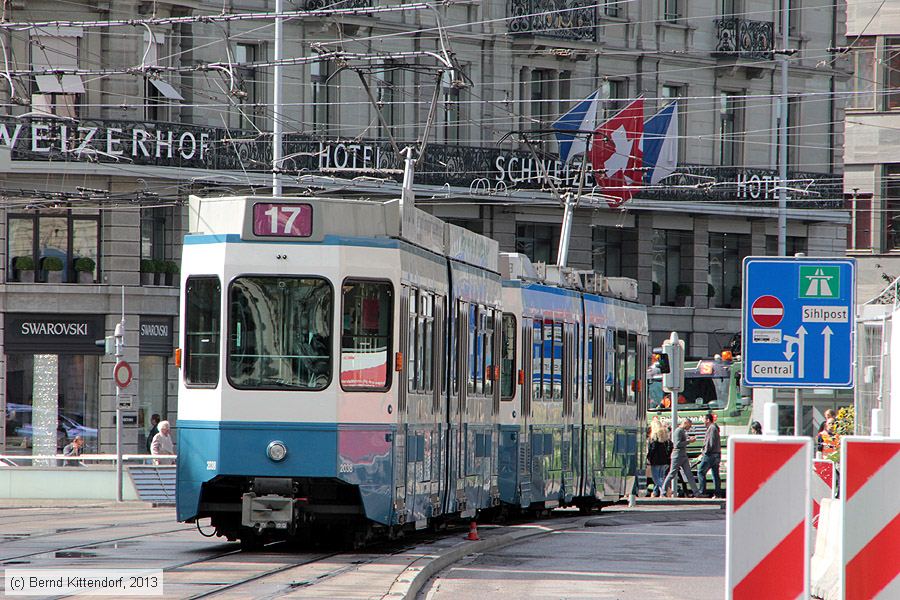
[{"xmin": 647, "ymin": 354, "xmax": 752, "ymax": 486}]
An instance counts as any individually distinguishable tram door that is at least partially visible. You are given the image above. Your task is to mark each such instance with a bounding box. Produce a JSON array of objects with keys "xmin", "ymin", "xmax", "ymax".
[{"xmin": 519, "ymin": 317, "xmax": 535, "ymax": 507}]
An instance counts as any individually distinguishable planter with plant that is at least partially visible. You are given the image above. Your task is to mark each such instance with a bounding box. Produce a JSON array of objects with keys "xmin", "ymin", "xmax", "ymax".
[
  {"xmin": 652, "ymin": 281, "xmax": 661, "ymax": 303},
  {"xmin": 140, "ymin": 259, "xmax": 158, "ymax": 285},
  {"xmin": 13, "ymin": 256, "xmax": 35, "ymax": 283},
  {"xmin": 162, "ymin": 260, "xmax": 180, "ymax": 286},
  {"xmin": 675, "ymin": 283, "xmax": 692, "ymax": 306},
  {"xmin": 41, "ymin": 256, "xmax": 64, "ymax": 283},
  {"xmin": 73, "ymin": 257, "xmax": 95, "ymax": 283}
]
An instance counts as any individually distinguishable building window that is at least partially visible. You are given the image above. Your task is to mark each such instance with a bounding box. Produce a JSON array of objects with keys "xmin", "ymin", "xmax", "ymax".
[
  {"xmin": 441, "ymin": 70, "xmax": 464, "ymax": 143},
  {"xmin": 602, "ymin": 79, "xmax": 627, "ymax": 118},
  {"xmin": 376, "ymin": 64, "xmax": 398, "ymax": 140},
  {"xmin": 142, "ymin": 32, "xmax": 182, "ymax": 121},
  {"xmin": 7, "ymin": 209, "xmax": 100, "ymax": 284},
  {"xmin": 885, "ymin": 38, "xmax": 900, "ymax": 110},
  {"xmin": 5, "ymin": 354, "xmax": 100, "ymax": 456},
  {"xmin": 787, "ymin": 96, "xmax": 801, "ymax": 169},
  {"xmin": 592, "ymin": 227, "xmax": 623, "ymax": 276},
  {"xmin": 651, "ymin": 229, "xmax": 688, "ymax": 305},
  {"xmin": 719, "ymin": 91, "xmax": 742, "ymax": 166},
  {"xmin": 516, "ymin": 223, "xmax": 559, "ymax": 264},
  {"xmin": 664, "ymin": 0, "xmax": 681, "ymax": 22},
  {"xmin": 845, "ymin": 192, "xmax": 873, "ymax": 250},
  {"xmin": 708, "ymin": 232, "xmax": 751, "ymax": 307},
  {"xmin": 141, "ymin": 207, "xmax": 169, "ymax": 263},
  {"xmin": 661, "ymin": 84, "xmax": 686, "ymax": 163},
  {"xmin": 720, "ymin": 0, "xmax": 737, "ymax": 16},
  {"xmin": 604, "ymin": 0, "xmax": 620, "ymax": 18},
  {"xmin": 884, "ymin": 166, "xmax": 900, "ymax": 251},
  {"xmin": 138, "ymin": 356, "xmax": 168, "ymax": 453},
  {"xmin": 30, "ymin": 29, "xmax": 84, "ymax": 119},
  {"xmin": 850, "ymin": 37, "xmax": 876, "ymax": 110},
  {"xmin": 765, "ymin": 235, "xmax": 807, "ymax": 256},
  {"xmin": 531, "ymin": 70, "xmax": 554, "ymax": 126},
  {"xmin": 234, "ymin": 43, "xmax": 261, "ymax": 130},
  {"xmin": 311, "ymin": 61, "xmax": 333, "ymax": 135},
  {"xmin": 779, "ymin": 0, "xmax": 800, "ymax": 36}
]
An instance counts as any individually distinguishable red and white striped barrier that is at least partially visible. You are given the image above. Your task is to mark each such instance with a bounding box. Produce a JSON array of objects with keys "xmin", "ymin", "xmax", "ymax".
[
  {"xmin": 726, "ymin": 435, "xmax": 811, "ymax": 599},
  {"xmin": 812, "ymin": 459, "xmax": 835, "ymax": 530},
  {"xmin": 841, "ymin": 437, "xmax": 900, "ymax": 600}
]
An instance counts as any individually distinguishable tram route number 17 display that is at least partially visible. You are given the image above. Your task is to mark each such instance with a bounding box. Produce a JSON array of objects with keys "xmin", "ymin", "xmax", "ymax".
[{"xmin": 253, "ymin": 202, "xmax": 313, "ymax": 238}]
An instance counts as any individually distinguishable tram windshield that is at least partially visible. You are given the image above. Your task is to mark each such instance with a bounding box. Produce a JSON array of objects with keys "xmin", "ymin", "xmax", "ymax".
[{"xmin": 228, "ymin": 276, "xmax": 332, "ymax": 390}]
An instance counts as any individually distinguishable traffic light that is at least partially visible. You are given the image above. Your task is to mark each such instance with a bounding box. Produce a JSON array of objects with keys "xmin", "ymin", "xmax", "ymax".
[
  {"xmin": 653, "ymin": 348, "xmax": 671, "ymax": 374},
  {"xmin": 95, "ymin": 336, "xmax": 115, "ymax": 355},
  {"xmin": 659, "ymin": 332, "xmax": 685, "ymax": 393}
]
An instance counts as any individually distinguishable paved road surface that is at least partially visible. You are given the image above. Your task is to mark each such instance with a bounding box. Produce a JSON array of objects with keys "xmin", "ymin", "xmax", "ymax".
[{"xmin": 420, "ymin": 508, "xmax": 725, "ymax": 600}]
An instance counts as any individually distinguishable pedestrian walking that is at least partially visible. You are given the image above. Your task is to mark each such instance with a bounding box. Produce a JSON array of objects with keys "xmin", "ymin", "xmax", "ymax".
[
  {"xmin": 62, "ymin": 434, "xmax": 84, "ymax": 467},
  {"xmin": 150, "ymin": 420, "xmax": 175, "ymax": 465},
  {"xmin": 696, "ymin": 412, "xmax": 722, "ymax": 497},
  {"xmin": 661, "ymin": 418, "xmax": 700, "ymax": 497},
  {"xmin": 647, "ymin": 416, "xmax": 673, "ymax": 497},
  {"xmin": 146, "ymin": 413, "xmax": 161, "ymax": 454}
]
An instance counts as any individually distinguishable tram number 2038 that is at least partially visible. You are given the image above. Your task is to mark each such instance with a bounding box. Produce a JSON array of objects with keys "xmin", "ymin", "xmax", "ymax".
[{"xmin": 339, "ymin": 462, "xmax": 354, "ymax": 474}]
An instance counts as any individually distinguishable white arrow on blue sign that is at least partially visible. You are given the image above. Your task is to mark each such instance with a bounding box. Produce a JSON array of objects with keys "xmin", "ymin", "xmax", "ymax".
[{"xmin": 741, "ymin": 257, "xmax": 856, "ymax": 388}]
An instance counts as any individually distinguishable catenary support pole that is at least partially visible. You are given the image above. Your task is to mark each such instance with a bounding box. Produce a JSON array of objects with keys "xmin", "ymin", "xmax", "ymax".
[
  {"xmin": 115, "ymin": 286, "xmax": 125, "ymax": 502},
  {"xmin": 777, "ymin": 0, "xmax": 789, "ymax": 256},
  {"xmin": 793, "ymin": 388, "xmax": 802, "ymax": 436},
  {"xmin": 272, "ymin": 0, "xmax": 283, "ymax": 196}
]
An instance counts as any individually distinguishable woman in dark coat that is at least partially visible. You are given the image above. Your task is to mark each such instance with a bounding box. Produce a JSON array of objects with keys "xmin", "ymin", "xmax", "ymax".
[{"xmin": 647, "ymin": 416, "xmax": 674, "ymax": 497}]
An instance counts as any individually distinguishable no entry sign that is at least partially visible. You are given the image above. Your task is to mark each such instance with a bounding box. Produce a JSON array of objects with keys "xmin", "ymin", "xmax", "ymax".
[
  {"xmin": 751, "ymin": 295, "xmax": 784, "ymax": 328},
  {"xmin": 114, "ymin": 360, "xmax": 133, "ymax": 389}
]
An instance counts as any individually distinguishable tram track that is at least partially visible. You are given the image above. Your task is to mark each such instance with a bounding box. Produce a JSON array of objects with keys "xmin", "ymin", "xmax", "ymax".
[{"xmin": 0, "ymin": 523, "xmax": 194, "ymax": 564}]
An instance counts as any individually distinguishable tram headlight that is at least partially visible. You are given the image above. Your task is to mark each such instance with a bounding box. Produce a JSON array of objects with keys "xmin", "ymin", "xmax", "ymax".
[{"xmin": 266, "ymin": 441, "xmax": 288, "ymax": 462}]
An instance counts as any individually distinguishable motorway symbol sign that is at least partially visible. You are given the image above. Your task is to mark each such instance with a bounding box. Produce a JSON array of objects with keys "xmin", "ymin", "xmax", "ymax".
[
  {"xmin": 742, "ymin": 257, "xmax": 855, "ymax": 388},
  {"xmin": 751, "ymin": 295, "xmax": 784, "ymax": 328}
]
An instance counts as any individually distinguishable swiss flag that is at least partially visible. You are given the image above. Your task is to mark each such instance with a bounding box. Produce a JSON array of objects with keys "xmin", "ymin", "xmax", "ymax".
[{"xmin": 589, "ymin": 98, "xmax": 644, "ymax": 208}]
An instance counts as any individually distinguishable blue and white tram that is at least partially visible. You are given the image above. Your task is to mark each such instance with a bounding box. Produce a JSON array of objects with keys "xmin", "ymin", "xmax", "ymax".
[
  {"xmin": 175, "ymin": 194, "xmax": 648, "ymax": 545},
  {"xmin": 496, "ymin": 260, "xmax": 649, "ymax": 512},
  {"xmin": 176, "ymin": 195, "xmax": 501, "ymax": 544}
]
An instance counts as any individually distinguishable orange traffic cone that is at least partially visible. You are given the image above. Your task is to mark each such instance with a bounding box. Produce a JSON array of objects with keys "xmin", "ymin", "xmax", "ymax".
[{"xmin": 466, "ymin": 521, "xmax": 480, "ymax": 541}]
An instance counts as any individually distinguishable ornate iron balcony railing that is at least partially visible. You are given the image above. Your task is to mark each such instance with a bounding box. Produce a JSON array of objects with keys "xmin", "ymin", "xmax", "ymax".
[
  {"xmin": 714, "ymin": 18, "xmax": 774, "ymax": 61},
  {"xmin": 508, "ymin": 0, "xmax": 596, "ymax": 42}
]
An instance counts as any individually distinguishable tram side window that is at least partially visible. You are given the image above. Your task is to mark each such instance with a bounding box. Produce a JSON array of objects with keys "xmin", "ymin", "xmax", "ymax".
[
  {"xmin": 616, "ymin": 330, "xmax": 627, "ymax": 403},
  {"xmin": 626, "ymin": 332, "xmax": 637, "ymax": 404},
  {"xmin": 228, "ymin": 276, "xmax": 332, "ymax": 391},
  {"xmin": 604, "ymin": 329, "xmax": 614, "ymax": 402},
  {"xmin": 586, "ymin": 326, "xmax": 594, "ymax": 407},
  {"xmin": 340, "ymin": 279, "xmax": 392, "ymax": 391},
  {"xmin": 483, "ymin": 310, "xmax": 494, "ymax": 397},
  {"xmin": 500, "ymin": 313, "xmax": 516, "ymax": 400},
  {"xmin": 185, "ymin": 277, "xmax": 221, "ymax": 387},
  {"xmin": 532, "ymin": 321, "xmax": 542, "ymax": 400},
  {"xmin": 553, "ymin": 322, "xmax": 564, "ymax": 400},
  {"xmin": 542, "ymin": 320, "xmax": 553, "ymax": 399},
  {"xmin": 407, "ymin": 289, "xmax": 435, "ymax": 394}
]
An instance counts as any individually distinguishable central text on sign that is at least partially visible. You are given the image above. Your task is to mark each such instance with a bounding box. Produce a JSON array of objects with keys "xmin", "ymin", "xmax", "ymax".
[
  {"xmin": 751, "ymin": 361, "xmax": 795, "ymax": 377},
  {"xmin": 801, "ymin": 306, "xmax": 848, "ymax": 323}
]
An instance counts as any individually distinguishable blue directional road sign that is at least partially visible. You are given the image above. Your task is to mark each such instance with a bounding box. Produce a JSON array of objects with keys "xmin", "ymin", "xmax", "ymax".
[{"xmin": 742, "ymin": 257, "xmax": 856, "ymax": 388}]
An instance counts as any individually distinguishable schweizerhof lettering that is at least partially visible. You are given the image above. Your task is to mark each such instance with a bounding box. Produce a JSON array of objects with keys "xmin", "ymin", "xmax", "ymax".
[{"xmin": 20, "ymin": 322, "xmax": 89, "ymax": 336}]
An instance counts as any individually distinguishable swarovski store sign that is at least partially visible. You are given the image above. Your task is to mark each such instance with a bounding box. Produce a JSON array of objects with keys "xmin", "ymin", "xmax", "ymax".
[
  {"xmin": 139, "ymin": 316, "xmax": 173, "ymax": 356},
  {"xmin": 4, "ymin": 314, "xmax": 105, "ymax": 353}
]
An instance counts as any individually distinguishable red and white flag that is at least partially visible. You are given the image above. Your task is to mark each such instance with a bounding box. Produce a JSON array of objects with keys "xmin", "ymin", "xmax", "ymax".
[{"xmin": 589, "ymin": 98, "xmax": 644, "ymax": 208}]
